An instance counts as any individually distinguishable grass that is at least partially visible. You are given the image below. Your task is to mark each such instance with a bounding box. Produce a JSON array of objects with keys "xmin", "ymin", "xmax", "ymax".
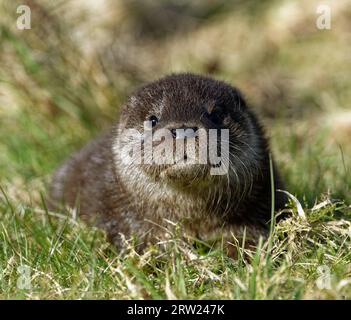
[
  {"xmin": 0, "ymin": 0, "xmax": 350, "ymax": 299},
  {"xmin": 0, "ymin": 192, "xmax": 350, "ymax": 299}
]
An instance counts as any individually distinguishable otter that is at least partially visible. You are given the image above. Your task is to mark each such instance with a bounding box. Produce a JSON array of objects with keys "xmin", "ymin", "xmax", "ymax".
[{"xmin": 48, "ymin": 73, "xmax": 287, "ymax": 253}]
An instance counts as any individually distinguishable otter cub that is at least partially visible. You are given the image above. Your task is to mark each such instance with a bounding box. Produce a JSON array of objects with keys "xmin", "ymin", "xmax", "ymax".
[{"xmin": 49, "ymin": 73, "xmax": 287, "ymax": 252}]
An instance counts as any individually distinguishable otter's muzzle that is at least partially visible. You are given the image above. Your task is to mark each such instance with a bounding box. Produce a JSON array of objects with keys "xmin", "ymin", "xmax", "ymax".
[{"xmin": 170, "ymin": 126, "xmax": 199, "ymax": 140}]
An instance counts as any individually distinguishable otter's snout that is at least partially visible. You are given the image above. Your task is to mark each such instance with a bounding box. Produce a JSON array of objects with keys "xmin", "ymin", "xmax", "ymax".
[{"xmin": 169, "ymin": 126, "xmax": 199, "ymax": 139}]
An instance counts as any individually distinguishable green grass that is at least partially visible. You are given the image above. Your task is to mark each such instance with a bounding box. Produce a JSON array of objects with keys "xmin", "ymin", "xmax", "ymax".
[
  {"xmin": 0, "ymin": 0, "xmax": 351, "ymax": 299},
  {"xmin": 0, "ymin": 191, "xmax": 350, "ymax": 299}
]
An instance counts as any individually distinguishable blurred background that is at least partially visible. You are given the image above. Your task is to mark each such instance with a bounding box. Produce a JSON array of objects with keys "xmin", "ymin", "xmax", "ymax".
[{"xmin": 0, "ymin": 0, "xmax": 350, "ymax": 206}]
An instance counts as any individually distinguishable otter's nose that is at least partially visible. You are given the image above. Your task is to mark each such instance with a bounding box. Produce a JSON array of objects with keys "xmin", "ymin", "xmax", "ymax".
[{"xmin": 171, "ymin": 127, "xmax": 198, "ymax": 139}]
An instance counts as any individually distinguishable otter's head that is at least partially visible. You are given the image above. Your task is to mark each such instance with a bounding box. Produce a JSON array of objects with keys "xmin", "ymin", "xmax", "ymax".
[{"xmin": 113, "ymin": 74, "xmax": 266, "ymax": 200}]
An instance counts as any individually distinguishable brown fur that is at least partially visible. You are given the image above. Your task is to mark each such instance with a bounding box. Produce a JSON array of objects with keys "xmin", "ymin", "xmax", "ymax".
[{"xmin": 48, "ymin": 73, "xmax": 287, "ymax": 253}]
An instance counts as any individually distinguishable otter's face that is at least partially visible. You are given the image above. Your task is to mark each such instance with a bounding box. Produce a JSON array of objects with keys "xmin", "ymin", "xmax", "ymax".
[{"xmin": 115, "ymin": 74, "xmax": 264, "ymax": 193}]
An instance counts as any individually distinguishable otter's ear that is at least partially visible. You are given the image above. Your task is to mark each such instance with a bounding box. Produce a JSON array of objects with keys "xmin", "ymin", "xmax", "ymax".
[
  {"xmin": 204, "ymin": 100, "xmax": 216, "ymax": 115},
  {"xmin": 203, "ymin": 100, "xmax": 229, "ymax": 126}
]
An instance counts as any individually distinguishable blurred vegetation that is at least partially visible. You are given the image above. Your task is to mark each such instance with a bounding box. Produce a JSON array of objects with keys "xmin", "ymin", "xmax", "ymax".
[{"xmin": 0, "ymin": 0, "xmax": 350, "ymax": 299}]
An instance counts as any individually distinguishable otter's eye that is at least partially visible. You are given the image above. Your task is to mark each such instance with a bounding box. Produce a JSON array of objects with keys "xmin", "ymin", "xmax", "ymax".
[
  {"xmin": 149, "ymin": 115, "xmax": 159, "ymax": 127},
  {"xmin": 206, "ymin": 109, "xmax": 226, "ymax": 126},
  {"xmin": 210, "ymin": 112, "xmax": 223, "ymax": 125}
]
